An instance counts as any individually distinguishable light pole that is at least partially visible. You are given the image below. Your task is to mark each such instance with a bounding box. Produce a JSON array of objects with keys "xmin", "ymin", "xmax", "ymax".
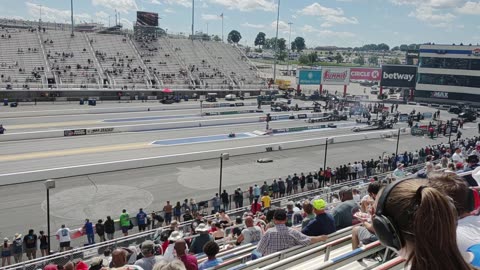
[
  {"xmin": 395, "ymin": 128, "xmax": 402, "ymax": 158},
  {"xmin": 191, "ymin": 0, "xmax": 195, "ymax": 40},
  {"xmin": 273, "ymin": 0, "xmax": 281, "ymax": 82},
  {"xmin": 44, "ymin": 179, "xmax": 56, "ymax": 255},
  {"xmin": 200, "ymin": 100, "xmax": 203, "ymax": 117},
  {"xmin": 70, "ymin": 0, "xmax": 74, "ymax": 37},
  {"xmin": 287, "ymin": 22, "xmax": 293, "ymax": 76},
  {"xmin": 323, "ymin": 138, "xmax": 329, "ymax": 171},
  {"xmin": 219, "ymin": 153, "xmax": 230, "ymax": 197}
]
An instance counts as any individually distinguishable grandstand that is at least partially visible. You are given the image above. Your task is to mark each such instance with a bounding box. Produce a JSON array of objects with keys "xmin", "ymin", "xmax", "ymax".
[
  {"xmin": 0, "ymin": 28, "xmax": 46, "ymax": 90},
  {"xmin": 0, "ymin": 19, "xmax": 266, "ymax": 92}
]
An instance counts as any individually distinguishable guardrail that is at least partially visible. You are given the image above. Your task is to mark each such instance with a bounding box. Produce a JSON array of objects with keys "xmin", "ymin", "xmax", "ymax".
[{"xmin": 0, "ymin": 163, "xmax": 439, "ymax": 270}]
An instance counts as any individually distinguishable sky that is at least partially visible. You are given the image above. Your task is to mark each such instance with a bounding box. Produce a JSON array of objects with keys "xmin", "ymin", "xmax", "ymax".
[{"xmin": 0, "ymin": 0, "xmax": 479, "ymax": 48}]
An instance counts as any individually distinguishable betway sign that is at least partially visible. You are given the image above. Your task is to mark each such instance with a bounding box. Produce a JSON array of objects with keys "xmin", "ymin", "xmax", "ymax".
[
  {"xmin": 350, "ymin": 68, "xmax": 381, "ymax": 81},
  {"xmin": 321, "ymin": 67, "xmax": 350, "ymax": 85},
  {"xmin": 382, "ymin": 72, "xmax": 415, "ymax": 82},
  {"xmin": 381, "ymin": 65, "xmax": 418, "ymax": 88}
]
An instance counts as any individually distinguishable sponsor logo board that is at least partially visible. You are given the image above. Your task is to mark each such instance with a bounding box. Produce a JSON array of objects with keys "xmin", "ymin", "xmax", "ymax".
[
  {"xmin": 350, "ymin": 68, "xmax": 381, "ymax": 81},
  {"xmin": 381, "ymin": 65, "xmax": 418, "ymax": 88},
  {"xmin": 298, "ymin": 69, "xmax": 322, "ymax": 85},
  {"xmin": 431, "ymin": 92, "xmax": 449, "ymax": 99},
  {"xmin": 64, "ymin": 129, "xmax": 87, "ymax": 137},
  {"xmin": 321, "ymin": 67, "xmax": 350, "ymax": 85}
]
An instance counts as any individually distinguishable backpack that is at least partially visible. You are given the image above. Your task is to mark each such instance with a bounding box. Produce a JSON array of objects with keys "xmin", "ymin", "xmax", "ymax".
[{"xmin": 13, "ymin": 240, "xmax": 22, "ymax": 253}]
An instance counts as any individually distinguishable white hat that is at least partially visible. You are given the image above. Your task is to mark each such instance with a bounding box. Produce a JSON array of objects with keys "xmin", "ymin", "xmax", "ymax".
[
  {"xmin": 168, "ymin": 231, "xmax": 184, "ymax": 241},
  {"xmin": 472, "ymin": 167, "xmax": 480, "ymax": 186},
  {"xmin": 195, "ymin": 223, "xmax": 210, "ymax": 232}
]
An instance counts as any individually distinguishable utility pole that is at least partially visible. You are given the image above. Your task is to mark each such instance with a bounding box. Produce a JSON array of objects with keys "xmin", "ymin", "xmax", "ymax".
[
  {"xmin": 287, "ymin": 22, "xmax": 293, "ymax": 76},
  {"xmin": 273, "ymin": 0, "xmax": 281, "ymax": 82}
]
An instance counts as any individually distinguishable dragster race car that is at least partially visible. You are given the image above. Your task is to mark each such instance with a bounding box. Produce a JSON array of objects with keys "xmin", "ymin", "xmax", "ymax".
[{"xmin": 352, "ymin": 119, "xmax": 394, "ymax": 132}]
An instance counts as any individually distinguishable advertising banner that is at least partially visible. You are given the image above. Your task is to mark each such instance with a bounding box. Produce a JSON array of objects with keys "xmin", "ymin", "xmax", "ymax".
[
  {"xmin": 86, "ymin": 128, "xmax": 115, "ymax": 135},
  {"xmin": 350, "ymin": 68, "xmax": 381, "ymax": 81},
  {"xmin": 381, "ymin": 65, "xmax": 417, "ymax": 88},
  {"xmin": 321, "ymin": 67, "xmax": 350, "ymax": 85},
  {"xmin": 64, "ymin": 129, "xmax": 87, "ymax": 137},
  {"xmin": 298, "ymin": 69, "xmax": 322, "ymax": 85}
]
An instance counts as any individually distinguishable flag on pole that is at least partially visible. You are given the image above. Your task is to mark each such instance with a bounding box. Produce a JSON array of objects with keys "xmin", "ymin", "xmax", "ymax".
[{"xmin": 219, "ymin": 13, "xmax": 224, "ymax": 18}]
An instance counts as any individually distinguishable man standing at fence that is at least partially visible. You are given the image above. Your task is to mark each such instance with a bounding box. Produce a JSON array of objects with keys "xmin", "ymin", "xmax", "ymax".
[
  {"xmin": 163, "ymin": 201, "xmax": 173, "ymax": 225},
  {"xmin": 137, "ymin": 208, "xmax": 147, "ymax": 232},
  {"xmin": 56, "ymin": 225, "xmax": 72, "ymax": 252},
  {"xmin": 119, "ymin": 209, "xmax": 130, "ymax": 236}
]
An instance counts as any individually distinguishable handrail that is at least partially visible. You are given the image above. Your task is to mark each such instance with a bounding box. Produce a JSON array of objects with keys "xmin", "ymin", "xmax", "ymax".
[
  {"xmin": 372, "ymin": 256, "xmax": 406, "ymax": 270},
  {"xmin": 2, "ymin": 163, "xmax": 462, "ymax": 270}
]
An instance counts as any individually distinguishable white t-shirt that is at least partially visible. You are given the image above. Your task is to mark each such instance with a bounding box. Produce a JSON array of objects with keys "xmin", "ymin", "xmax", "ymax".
[
  {"xmin": 241, "ymin": 226, "xmax": 263, "ymax": 244},
  {"xmin": 452, "ymin": 152, "xmax": 464, "ymax": 163},
  {"xmin": 457, "ymin": 215, "xmax": 480, "ymax": 263},
  {"xmin": 56, "ymin": 228, "xmax": 71, "ymax": 243}
]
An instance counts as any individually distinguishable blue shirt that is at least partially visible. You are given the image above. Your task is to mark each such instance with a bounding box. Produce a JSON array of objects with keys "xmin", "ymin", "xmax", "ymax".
[
  {"xmin": 85, "ymin": 222, "xmax": 94, "ymax": 234},
  {"xmin": 468, "ymin": 244, "xmax": 480, "ymax": 267},
  {"xmin": 199, "ymin": 258, "xmax": 223, "ymax": 270},
  {"xmin": 137, "ymin": 211, "xmax": 147, "ymax": 225},
  {"xmin": 301, "ymin": 213, "xmax": 336, "ymax": 236}
]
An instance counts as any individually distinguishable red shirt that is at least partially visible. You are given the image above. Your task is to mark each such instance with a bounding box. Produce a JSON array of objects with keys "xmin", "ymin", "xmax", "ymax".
[
  {"xmin": 179, "ymin": 254, "xmax": 198, "ymax": 270},
  {"xmin": 251, "ymin": 202, "xmax": 262, "ymax": 215}
]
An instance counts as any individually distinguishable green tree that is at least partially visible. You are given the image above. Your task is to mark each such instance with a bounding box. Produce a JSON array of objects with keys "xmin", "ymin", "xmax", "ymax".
[
  {"xmin": 387, "ymin": 57, "xmax": 401, "ymax": 64},
  {"xmin": 291, "ymin": 41, "xmax": 296, "ymax": 52},
  {"xmin": 399, "ymin": 44, "xmax": 408, "ymax": 51},
  {"xmin": 368, "ymin": 55, "xmax": 379, "ymax": 66},
  {"xmin": 298, "ymin": 52, "xmax": 317, "ymax": 65},
  {"xmin": 353, "ymin": 55, "xmax": 365, "ymax": 65},
  {"xmin": 277, "ymin": 51, "xmax": 288, "ymax": 61},
  {"xmin": 377, "ymin": 43, "xmax": 390, "ymax": 51},
  {"xmin": 254, "ymin": 32, "xmax": 266, "ymax": 49},
  {"xmin": 391, "ymin": 46, "xmax": 400, "ymax": 51},
  {"xmin": 276, "ymin": 38, "xmax": 286, "ymax": 51},
  {"xmin": 293, "ymin": 37, "xmax": 306, "ymax": 52},
  {"xmin": 212, "ymin": 35, "xmax": 221, "ymax": 42},
  {"xmin": 227, "ymin": 30, "xmax": 242, "ymax": 44},
  {"xmin": 334, "ymin": 53, "xmax": 344, "ymax": 63}
]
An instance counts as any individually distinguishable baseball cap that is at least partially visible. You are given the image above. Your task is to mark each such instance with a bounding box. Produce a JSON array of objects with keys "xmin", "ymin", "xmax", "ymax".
[{"xmin": 312, "ymin": 199, "xmax": 327, "ymax": 210}]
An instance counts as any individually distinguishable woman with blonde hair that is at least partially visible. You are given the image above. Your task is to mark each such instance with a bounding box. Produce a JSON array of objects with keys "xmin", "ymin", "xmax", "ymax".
[{"xmin": 373, "ymin": 178, "xmax": 476, "ymax": 270}]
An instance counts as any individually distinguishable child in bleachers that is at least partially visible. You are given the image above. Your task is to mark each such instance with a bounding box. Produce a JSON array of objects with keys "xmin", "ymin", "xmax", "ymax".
[{"xmin": 374, "ymin": 178, "xmax": 475, "ymax": 270}]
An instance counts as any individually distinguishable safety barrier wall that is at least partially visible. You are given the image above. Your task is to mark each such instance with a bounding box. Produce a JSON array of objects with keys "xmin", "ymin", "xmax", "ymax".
[
  {"xmin": 0, "ymin": 129, "xmax": 407, "ymax": 185},
  {"xmin": 0, "ymin": 111, "xmax": 339, "ymax": 142},
  {"xmin": 0, "ymin": 102, "xmax": 258, "ymax": 118}
]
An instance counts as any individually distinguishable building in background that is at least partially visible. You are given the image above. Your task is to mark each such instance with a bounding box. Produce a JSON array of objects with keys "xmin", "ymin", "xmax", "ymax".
[{"xmin": 416, "ymin": 44, "xmax": 480, "ymax": 105}]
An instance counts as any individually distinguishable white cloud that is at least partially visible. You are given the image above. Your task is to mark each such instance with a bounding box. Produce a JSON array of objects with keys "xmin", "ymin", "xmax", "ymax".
[
  {"xmin": 299, "ymin": 3, "xmax": 358, "ymax": 27},
  {"xmin": 149, "ymin": 0, "xmax": 161, "ymax": 4},
  {"xmin": 120, "ymin": 18, "xmax": 134, "ymax": 29},
  {"xmin": 300, "ymin": 24, "xmax": 355, "ymax": 39},
  {"xmin": 408, "ymin": 5, "xmax": 455, "ymax": 23},
  {"xmin": 300, "ymin": 3, "xmax": 344, "ymax": 16},
  {"xmin": 456, "ymin": 1, "xmax": 480, "ymax": 14},
  {"xmin": 271, "ymin": 20, "xmax": 290, "ymax": 33},
  {"xmin": 26, "ymin": 2, "xmax": 92, "ymax": 23},
  {"xmin": 163, "ymin": 0, "xmax": 192, "ymax": 7},
  {"xmin": 241, "ymin": 22, "xmax": 265, "ymax": 29},
  {"xmin": 92, "ymin": 0, "xmax": 138, "ymax": 14},
  {"xmin": 208, "ymin": 0, "xmax": 276, "ymax": 12},
  {"xmin": 164, "ymin": 8, "xmax": 175, "ymax": 13},
  {"xmin": 390, "ymin": 0, "xmax": 462, "ymax": 8},
  {"xmin": 201, "ymin": 14, "xmax": 222, "ymax": 21}
]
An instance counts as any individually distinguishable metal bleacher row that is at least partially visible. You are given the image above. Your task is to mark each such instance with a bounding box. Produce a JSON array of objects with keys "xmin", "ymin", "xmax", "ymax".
[
  {"xmin": 0, "ymin": 25, "xmax": 265, "ymax": 91},
  {"xmin": 4, "ymin": 163, "xmax": 434, "ymax": 270}
]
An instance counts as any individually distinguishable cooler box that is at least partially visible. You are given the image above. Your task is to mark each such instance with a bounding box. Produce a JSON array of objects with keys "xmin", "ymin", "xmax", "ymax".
[{"xmin": 3, "ymin": 99, "xmax": 8, "ymax": 106}]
